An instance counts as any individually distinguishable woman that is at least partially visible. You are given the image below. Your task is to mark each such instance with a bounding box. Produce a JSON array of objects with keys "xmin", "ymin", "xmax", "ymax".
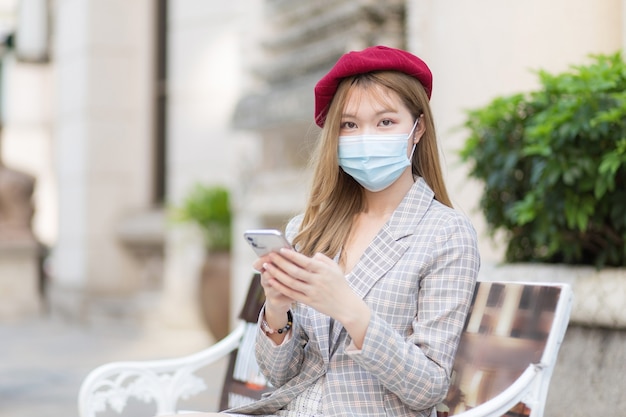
[{"xmin": 185, "ymin": 45, "xmax": 479, "ymax": 417}]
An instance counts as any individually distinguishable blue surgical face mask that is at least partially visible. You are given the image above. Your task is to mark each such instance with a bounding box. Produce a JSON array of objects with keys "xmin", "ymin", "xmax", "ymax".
[{"xmin": 338, "ymin": 120, "xmax": 418, "ymax": 192}]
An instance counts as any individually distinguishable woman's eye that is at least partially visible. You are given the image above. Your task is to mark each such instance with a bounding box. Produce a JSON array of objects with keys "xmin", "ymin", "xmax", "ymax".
[
  {"xmin": 380, "ymin": 119, "xmax": 393, "ymax": 126},
  {"xmin": 341, "ymin": 121, "xmax": 357, "ymax": 129}
]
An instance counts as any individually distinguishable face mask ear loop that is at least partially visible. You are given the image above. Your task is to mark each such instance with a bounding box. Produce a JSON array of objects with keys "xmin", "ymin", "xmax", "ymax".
[
  {"xmin": 409, "ymin": 117, "xmax": 422, "ymax": 140},
  {"xmin": 408, "ymin": 119, "xmax": 419, "ymax": 160},
  {"xmin": 409, "ymin": 119, "xmax": 419, "ymax": 138},
  {"xmin": 409, "ymin": 143, "xmax": 417, "ymax": 160}
]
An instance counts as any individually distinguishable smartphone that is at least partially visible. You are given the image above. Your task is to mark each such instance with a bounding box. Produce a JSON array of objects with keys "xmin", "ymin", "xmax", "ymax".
[{"xmin": 243, "ymin": 229, "xmax": 293, "ymax": 257}]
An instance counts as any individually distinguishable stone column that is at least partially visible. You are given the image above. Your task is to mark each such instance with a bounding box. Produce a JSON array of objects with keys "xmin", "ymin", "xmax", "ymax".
[{"xmin": 49, "ymin": 0, "xmax": 154, "ymax": 320}]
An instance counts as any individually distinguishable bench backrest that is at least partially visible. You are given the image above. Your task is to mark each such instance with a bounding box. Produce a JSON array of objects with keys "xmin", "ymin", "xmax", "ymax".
[
  {"xmin": 220, "ymin": 279, "xmax": 572, "ymax": 416},
  {"xmin": 219, "ymin": 273, "xmax": 272, "ymax": 409},
  {"xmin": 439, "ymin": 281, "xmax": 571, "ymax": 416}
]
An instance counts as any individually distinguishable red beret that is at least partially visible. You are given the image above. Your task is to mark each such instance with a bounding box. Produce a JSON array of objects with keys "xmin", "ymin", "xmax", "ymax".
[{"xmin": 314, "ymin": 45, "xmax": 432, "ymax": 127}]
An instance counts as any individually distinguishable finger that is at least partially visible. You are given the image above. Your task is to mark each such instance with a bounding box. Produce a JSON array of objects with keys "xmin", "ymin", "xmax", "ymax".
[
  {"xmin": 252, "ymin": 259, "xmax": 264, "ymax": 272},
  {"xmin": 262, "ymin": 261, "xmax": 308, "ymax": 296},
  {"xmin": 261, "ymin": 270, "xmax": 277, "ymax": 294},
  {"xmin": 313, "ymin": 252, "xmax": 334, "ymax": 265},
  {"xmin": 271, "ymin": 249, "xmax": 321, "ymax": 281},
  {"xmin": 252, "ymin": 253, "xmax": 273, "ymax": 272},
  {"xmin": 264, "ymin": 274, "xmax": 303, "ymax": 302},
  {"xmin": 259, "ymin": 264, "xmax": 294, "ymax": 294},
  {"xmin": 267, "ymin": 254, "xmax": 316, "ymax": 285},
  {"xmin": 277, "ymin": 248, "xmax": 319, "ymax": 272},
  {"xmin": 260, "ymin": 267, "xmax": 284, "ymax": 292}
]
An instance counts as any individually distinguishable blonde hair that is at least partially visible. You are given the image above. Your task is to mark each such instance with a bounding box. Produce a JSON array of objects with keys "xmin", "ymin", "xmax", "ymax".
[{"xmin": 293, "ymin": 71, "xmax": 451, "ymax": 257}]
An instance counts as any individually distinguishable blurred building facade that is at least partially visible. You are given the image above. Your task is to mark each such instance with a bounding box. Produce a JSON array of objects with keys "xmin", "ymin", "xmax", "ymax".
[{"xmin": 0, "ymin": 0, "xmax": 623, "ymax": 329}]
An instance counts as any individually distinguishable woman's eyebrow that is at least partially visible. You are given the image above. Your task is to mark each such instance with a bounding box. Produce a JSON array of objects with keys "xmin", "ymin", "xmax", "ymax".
[{"xmin": 341, "ymin": 109, "xmax": 399, "ymax": 119}]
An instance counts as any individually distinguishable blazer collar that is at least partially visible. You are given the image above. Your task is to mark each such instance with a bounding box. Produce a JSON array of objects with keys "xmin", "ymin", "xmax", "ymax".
[{"xmin": 386, "ymin": 177, "xmax": 435, "ymax": 240}]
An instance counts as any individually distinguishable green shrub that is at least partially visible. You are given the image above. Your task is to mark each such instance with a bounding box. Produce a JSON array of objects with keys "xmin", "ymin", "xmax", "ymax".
[
  {"xmin": 460, "ymin": 52, "xmax": 626, "ymax": 267},
  {"xmin": 171, "ymin": 184, "xmax": 232, "ymax": 252}
]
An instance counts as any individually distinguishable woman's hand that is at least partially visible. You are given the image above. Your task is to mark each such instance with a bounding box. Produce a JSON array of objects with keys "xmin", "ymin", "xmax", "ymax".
[
  {"xmin": 253, "ymin": 255, "xmax": 294, "ymax": 345},
  {"xmin": 261, "ymin": 249, "xmax": 371, "ymax": 348},
  {"xmin": 254, "ymin": 255, "xmax": 294, "ymax": 315}
]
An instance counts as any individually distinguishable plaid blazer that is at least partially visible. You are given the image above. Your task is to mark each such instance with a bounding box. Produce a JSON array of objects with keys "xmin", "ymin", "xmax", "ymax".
[{"xmin": 227, "ymin": 178, "xmax": 480, "ymax": 417}]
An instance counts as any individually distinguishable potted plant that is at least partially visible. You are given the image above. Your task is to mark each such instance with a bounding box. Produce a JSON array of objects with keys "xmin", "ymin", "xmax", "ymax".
[
  {"xmin": 172, "ymin": 184, "xmax": 232, "ymax": 339},
  {"xmin": 460, "ymin": 52, "xmax": 626, "ymax": 268}
]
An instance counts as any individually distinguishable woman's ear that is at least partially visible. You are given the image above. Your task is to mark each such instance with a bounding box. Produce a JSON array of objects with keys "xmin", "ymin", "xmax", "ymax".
[{"xmin": 413, "ymin": 115, "xmax": 426, "ymax": 144}]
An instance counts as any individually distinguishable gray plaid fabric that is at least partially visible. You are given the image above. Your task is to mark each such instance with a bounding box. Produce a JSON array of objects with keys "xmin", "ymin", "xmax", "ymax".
[{"xmin": 226, "ymin": 178, "xmax": 480, "ymax": 417}]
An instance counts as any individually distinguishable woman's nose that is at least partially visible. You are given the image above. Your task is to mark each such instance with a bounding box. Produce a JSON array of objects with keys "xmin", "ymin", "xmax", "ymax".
[{"xmin": 361, "ymin": 125, "xmax": 376, "ymax": 135}]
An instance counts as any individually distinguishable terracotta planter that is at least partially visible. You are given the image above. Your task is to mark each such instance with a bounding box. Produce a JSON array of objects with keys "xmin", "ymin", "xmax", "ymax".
[{"xmin": 200, "ymin": 251, "xmax": 231, "ymax": 340}]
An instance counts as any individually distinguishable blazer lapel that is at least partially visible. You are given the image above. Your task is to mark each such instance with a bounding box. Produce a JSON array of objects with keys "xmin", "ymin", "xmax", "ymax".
[
  {"xmin": 348, "ymin": 178, "xmax": 433, "ymax": 299},
  {"xmin": 347, "ymin": 227, "xmax": 409, "ymax": 299},
  {"xmin": 330, "ymin": 179, "xmax": 434, "ymax": 347}
]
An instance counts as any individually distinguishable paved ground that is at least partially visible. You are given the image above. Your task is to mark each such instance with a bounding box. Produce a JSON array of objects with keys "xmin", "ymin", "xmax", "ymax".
[{"xmin": 0, "ymin": 315, "xmax": 227, "ymax": 417}]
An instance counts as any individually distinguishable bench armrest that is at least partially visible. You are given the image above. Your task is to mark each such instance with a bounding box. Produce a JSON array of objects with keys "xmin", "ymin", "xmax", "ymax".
[{"xmin": 78, "ymin": 322, "xmax": 247, "ymax": 417}]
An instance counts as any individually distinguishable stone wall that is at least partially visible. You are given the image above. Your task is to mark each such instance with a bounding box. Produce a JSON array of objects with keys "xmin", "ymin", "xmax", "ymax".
[{"xmin": 549, "ymin": 325, "xmax": 626, "ymax": 416}]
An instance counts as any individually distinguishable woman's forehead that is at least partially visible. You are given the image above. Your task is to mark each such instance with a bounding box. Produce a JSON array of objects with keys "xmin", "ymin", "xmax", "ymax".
[{"xmin": 343, "ymin": 83, "xmax": 403, "ymax": 115}]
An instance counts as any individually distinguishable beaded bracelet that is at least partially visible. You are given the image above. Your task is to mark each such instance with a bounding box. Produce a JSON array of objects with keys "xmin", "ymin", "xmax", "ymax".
[{"xmin": 261, "ymin": 310, "xmax": 293, "ymax": 335}]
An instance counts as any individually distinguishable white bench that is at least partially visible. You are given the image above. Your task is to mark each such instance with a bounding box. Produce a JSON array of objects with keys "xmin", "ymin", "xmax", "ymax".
[{"xmin": 79, "ymin": 274, "xmax": 572, "ymax": 417}]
